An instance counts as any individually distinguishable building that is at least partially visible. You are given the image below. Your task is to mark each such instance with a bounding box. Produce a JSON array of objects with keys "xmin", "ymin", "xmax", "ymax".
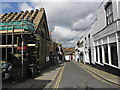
[
  {"xmin": 63, "ymin": 47, "xmax": 75, "ymax": 60},
  {"xmin": 75, "ymin": 38, "xmax": 84, "ymax": 63},
  {"xmin": 49, "ymin": 42, "xmax": 64, "ymax": 65},
  {"xmin": 76, "ymin": 0, "xmax": 120, "ymax": 75},
  {"xmin": 0, "ymin": 8, "xmax": 52, "ymax": 80}
]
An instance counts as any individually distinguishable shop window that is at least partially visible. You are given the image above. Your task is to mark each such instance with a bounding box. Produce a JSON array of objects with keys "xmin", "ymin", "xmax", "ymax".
[
  {"xmin": 110, "ymin": 43, "xmax": 118, "ymax": 66},
  {"xmin": 105, "ymin": 2, "xmax": 113, "ymax": 25},
  {"xmin": 99, "ymin": 46, "xmax": 103, "ymax": 64},
  {"xmin": 95, "ymin": 46, "xmax": 98, "ymax": 62},
  {"xmin": 103, "ymin": 44, "xmax": 109, "ymax": 63},
  {"xmin": 85, "ymin": 37, "xmax": 87, "ymax": 48},
  {"xmin": 88, "ymin": 34, "xmax": 90, "ymax": 46}
]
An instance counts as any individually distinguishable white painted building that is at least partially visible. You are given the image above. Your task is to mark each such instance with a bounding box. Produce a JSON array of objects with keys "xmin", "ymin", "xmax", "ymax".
[{"xmin": 76, "ymin": 0, "xmax": 120, "ymax": 75}]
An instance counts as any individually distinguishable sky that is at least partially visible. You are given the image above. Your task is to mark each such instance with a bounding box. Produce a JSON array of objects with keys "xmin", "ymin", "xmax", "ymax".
[{"xmin": 0, "ymin": 0, "xmax": 101, "ymax": 47}]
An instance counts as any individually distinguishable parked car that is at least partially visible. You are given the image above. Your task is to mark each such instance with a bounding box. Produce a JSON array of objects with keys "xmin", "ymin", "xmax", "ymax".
[{"xmin": 1, "ymin": 59, "xmax": 12, "ymax": 80}]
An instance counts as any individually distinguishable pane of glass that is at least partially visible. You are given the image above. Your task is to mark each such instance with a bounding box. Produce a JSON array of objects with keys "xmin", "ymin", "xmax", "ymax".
[
  {"xmin": 108, "ymin": 7, "xmax": 110, "ymax": 15},
  {"xmin": 107, "ymin": 17, "xmax": 110, "ymax": 25},
  {"xmin": 109, "ymin": 16, "xmax": 112, "ymax": 23},
  {"xmin": 99, "ymin": 46, "xmax": 103, "ymax": 64},
  {"xmin": 110, "ymin": 43, "xmax": 118, "ymax": 66},
  {"xmin": 95, "ymin": 46, "xmax": 98, "ymax": 62},
  {"xmin": 103, "ymin": 44, "xmax": 109, "ymax": 63},
  {"xmin": 106, "ymin": 9, "xmax": 109, "ymax": 16},
  {"xmin": 109, "ymin": 15, "xmax": 113, "ymax": 24},
  {"xmin": 109, "ymin": 4, "xmax": 112, "ymax": 14}
]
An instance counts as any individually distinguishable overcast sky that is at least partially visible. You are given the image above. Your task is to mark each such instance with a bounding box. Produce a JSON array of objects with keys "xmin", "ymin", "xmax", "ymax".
[{"xmin": 1, "ymin": 1, "xmax": 101, "ymax": 47}]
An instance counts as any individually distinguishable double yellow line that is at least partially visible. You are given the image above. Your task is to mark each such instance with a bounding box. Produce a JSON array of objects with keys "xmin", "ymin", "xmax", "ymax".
[{"xmin": 54, "ymin": 63, "xmax": 66, "ymax": 89}]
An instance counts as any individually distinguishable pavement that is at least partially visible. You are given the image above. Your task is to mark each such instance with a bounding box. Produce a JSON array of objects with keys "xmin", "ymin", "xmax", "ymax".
[
  {"xmin": 2, "ymin": 63, "xmax": 64, "ymax": 89},
  {"xmin": 73, "ymin": 60, "xmax": 120, "ymax": 86},
  {"xmin": 36, "ymin": 63, "xmax": 64, "ymax": 88},
  {"xmin": 57, "ymin": 62, "xmax": 118, "ymax": 89}
]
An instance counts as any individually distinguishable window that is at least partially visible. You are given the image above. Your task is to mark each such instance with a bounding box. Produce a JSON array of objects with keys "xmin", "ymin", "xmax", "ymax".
[
  {"xmin": 85, "ymin": 37, "xmax": 87, "ymax": 48},
  {"xmin": 2, "ymin": 35, "xmax": 6, "ymax": 45},
  {"xmin": 105, "ymin": 2, "xmax": 113, "ymax": 25},
  {"xmin": 42, "ymin": 39, "xmax": 44, "ymax": 53},
  {"xmin": 99, "ymin": 46, "xmax": 103, "ymax": 64},
  {"xmin": 103, "ymin": 44, "xmax": 109, "ymax": 63},
  {"xmin": 110, "ymin": 43, "xmax": 118, "ymax": 66},
  {"xmin": 77, "ymin": 41, "xmax": 80, "ymax": 47},
  {"xmin": 37, "ymin": 45, "xmax": 39, "ymax": 59},
  {"xmin": 95, "ymin": 46, "xmax": 98, "ymax": 62},
  {"xmin": 88, "ymin": 34, "xmax": 90, "ymax": 46}
]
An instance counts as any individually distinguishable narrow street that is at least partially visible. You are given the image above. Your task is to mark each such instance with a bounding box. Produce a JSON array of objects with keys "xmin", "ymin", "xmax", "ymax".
[
  {"xmin": 1, "ymin": 1, "xmax": 120, "ymax": 90},
  {"xmin": 55, "ymin": 61, "xmax": 118, "ymax": 89},
  {"xmin": 2, "ymin": 61, "xmax": 120, "ymax": 89}
]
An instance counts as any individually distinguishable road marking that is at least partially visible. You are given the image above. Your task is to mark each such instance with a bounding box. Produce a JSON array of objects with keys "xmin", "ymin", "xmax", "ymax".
[
  {"xmin": 54, "ymin": 63, "xmax": 65, "ymax": 89},
  {"xmin": 73, "ymin": 61, "xmax": 119, "ymax": 87}
]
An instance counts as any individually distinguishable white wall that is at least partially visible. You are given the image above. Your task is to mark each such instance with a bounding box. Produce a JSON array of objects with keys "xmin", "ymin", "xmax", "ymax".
[
  {"xmin": 118, "ymin": 1, "xmax": 120, "ymax": 19},
  {"xmin": 93, "ymin": 1, "xmax": 119, "ymax": 36},
  {"xmin": 78, "ymin": 0, "xmax": 120, "ymax": 66}
]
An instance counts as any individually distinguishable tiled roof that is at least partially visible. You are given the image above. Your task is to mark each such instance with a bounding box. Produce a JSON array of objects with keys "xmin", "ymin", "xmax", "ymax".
[
  {"xmin": 63, "ymin": 47, "xmax": 75, "ymax": 51},
  {"xmin": 0, "ymin": 8, "xmax": 45, "ymax": 29}
]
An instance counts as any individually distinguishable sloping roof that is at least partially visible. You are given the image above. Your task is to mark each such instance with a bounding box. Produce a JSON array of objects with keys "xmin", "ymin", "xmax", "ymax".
[{"xmin": 0, "ymin": 8, "xmax": 45, "ymax": 30}]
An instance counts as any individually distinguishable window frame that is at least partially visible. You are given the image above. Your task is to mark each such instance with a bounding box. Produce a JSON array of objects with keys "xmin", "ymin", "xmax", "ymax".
[
  {"xmin": 110, "ymin": 42, "xmax": 118, "ymax": 66},
  {"xmin": 103, "ymin": 44, "xmax": 109, "ymax": 64},
  {"xmin": 105, "ymin": 1, "xmax": 114, "ymax": 25}
]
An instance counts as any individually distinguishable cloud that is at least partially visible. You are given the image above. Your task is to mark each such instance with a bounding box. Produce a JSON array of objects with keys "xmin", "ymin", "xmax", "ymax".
[
  {"xmin": 51, "ymin": 26, "xmax": 86, "ymax": 47},
  {"xmin": 72, "ymin": 13, "xmax": 96, "ymax": 30},
  {"xmin": 3, "ymin": 0, "xmax": 104, "ymax": 2},
  {"xmin": 2, "ymin": 3, "xmax": 12, "ymax": 10},
  {"xmin": 44, "ymin": 2, "xmax": 99, "ymax": 30},
  {"xmin": 18, "ymin": 3, "xmax": 33, "ymax": 11},
  {"xmin": 18, "ymin": 2, "xmax": 99, "ymax": 30},
  {"xmin": 52, "ymin": 26, "xmax": 78, "ymax": 42},
  {"xmin": 18, "ymin": 2, "xmax": 100, "ymax": 47}
]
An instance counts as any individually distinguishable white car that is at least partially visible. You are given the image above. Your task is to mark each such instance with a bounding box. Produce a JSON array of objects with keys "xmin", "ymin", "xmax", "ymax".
[{"xmin": 65, "ymin": 55, "xmax": 71, "ymax": 62}]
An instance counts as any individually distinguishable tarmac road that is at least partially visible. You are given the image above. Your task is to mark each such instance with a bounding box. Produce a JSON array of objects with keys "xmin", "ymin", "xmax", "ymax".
[{"xmin": 56, "ymin": 61, "xmax": 119, "ymax": 89}]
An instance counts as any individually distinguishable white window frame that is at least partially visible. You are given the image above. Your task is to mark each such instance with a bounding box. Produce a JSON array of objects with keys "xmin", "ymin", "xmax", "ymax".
[
  {"xmin": 116, "ymin": 33, "xmax": 120, "ymax": 69},
  {"xmin": 105, "ymin": 2, "xmax": 114, "ymax": 25},
  {"xmin": 101, "ymin": 39, "xmax": 105, "ymax": 64},
  {"xmin": 107, "ymin": 36, "xmax": 112, "ymax": 65}
]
